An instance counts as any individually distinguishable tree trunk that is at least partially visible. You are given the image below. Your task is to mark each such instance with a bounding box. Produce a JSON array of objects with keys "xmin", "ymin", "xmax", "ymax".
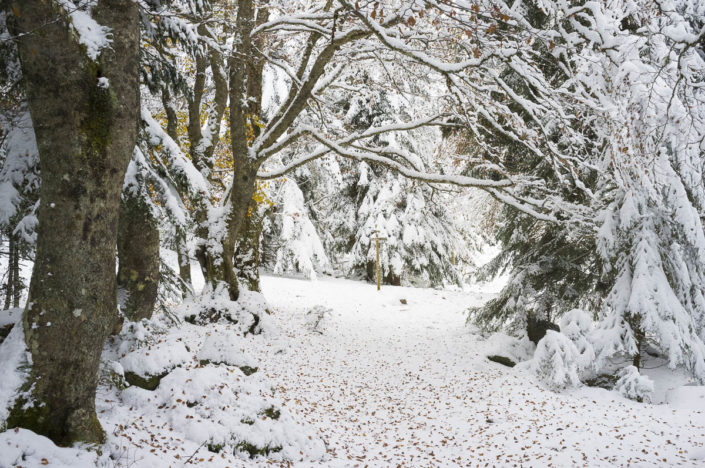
[
  {"xmin": 160, "ymin": 88, "xmax": 193, "ymax": 296},
  {"xmin": 215, "ymin": 0, "xmax": 260, "ymax": 300},
  {"xmin": 176, "ymin": 231, "xmax": 193, "ymax": 298},
  {"xmin": 11, "ymin": 232, "xmax": 21, "ymax": 307},
  {"xmin": 118, "ymin": 195, "xmax": 160, "ymax": 322},
  {"xmin": 234, "ymin": 201, "xmax": 267, "ymax": 292},
  {"xmin": 161, "ymin": 88, "xmax": 179, "ymax": 142},
  {"xmin": 4, "ymin": 232, "xmax": 14, "ymax": 310},
  {"xmin": 217, "ymin": 166, "xmax": 258, "ymax": 300},
  {"xmin": 5, "ymin": 0, "xmax": 139, "ymax": 446},
  {"xmin": 198, "ymin": 0, "xmax": 267, "ymax": 299}
]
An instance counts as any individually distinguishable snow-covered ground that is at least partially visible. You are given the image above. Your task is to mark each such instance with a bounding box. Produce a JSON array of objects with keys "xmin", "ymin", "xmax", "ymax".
[
  {"xmin": 1, "ymin": 274, "xmax": 705, "ymax": 467},
  {"xmin": 260, "ymin": 275, "xmax": 705, "ymax": 467}
]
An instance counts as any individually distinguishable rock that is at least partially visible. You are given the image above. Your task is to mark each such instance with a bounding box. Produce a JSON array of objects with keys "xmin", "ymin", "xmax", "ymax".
[
  {"xmin": 124, "ymin": 369, "xmax": 170, "ymax": 390},
  {"xmin": 487, "ymin": 355, "xmax": 516, "ymax": 367},
  {"xmin": 197, "ymin": 359, "xmax": 258, "ymax": 376},
  {"xmin": 0, "ymin": 323, "xmax": 14, "ymax": 345},
  {"xmin": 245, "ymin": 313, "xmax": 260, "ymax": 336},
  {"xmin": 185, "ymin": 306, "xmax": 238, "ymax": 326},
  {"xmin": 207, "ymin": 442, "xmax": 225, "ymax": 453},
  {"xmin": 526, "ymin": 315, "xmax": 560, "ymax": 344},
  {"xmin": 584, "ymin": 373, "xmax": 619, "ymax": 390},
  {"xmin": 259, "ymin": 406, "xmax": 281, "ymax": 420},
  {"xmin": 235, "ymin": 442, "xmax": 282, "ymax": 458},
  {"xmin": 239, "ymin": 366, "xmax": 258, "ymax": 376},
  {"xmin": 400, "ymin": 299, "xmax": 407, "ymax": 305}
]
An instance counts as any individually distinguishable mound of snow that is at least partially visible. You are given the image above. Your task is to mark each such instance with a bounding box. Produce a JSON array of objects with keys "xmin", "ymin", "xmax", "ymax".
[
  {"xmin": 96, "ymin": 290, "xmax": 326, "ymax": 465},
  {"xmin": 0, "ymin": 307, "xmax": 22, "ymax": 328},
  {"xmin": 483, "ymin": 332, "xmax": 534, "ymax": 364},
  {"xmin": 305, "ymin": 306, "xmax": 332, "ymax": 334},
  {"xmin": 197, "ymin": 330, "xmax": 257, "ymax": 368},
  {"xmin": 666, "ymin": 385, "xmax": 705, "ymax": 410},
  {"xmin": 0, "ymin": 428, "xmax": 108, "ymax": 467}
]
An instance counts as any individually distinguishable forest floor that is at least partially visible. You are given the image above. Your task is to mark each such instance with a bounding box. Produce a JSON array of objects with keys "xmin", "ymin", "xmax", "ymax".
[
  {"xmin": 260, "ymin": 275, "xmax": 705, "ymax": 467},
  {"xmin": 1, "ymin": 274, "xmax": 705, "ymax": 467}
]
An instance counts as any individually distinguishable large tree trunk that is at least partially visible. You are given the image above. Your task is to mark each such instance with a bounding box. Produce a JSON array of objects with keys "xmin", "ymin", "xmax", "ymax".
[
  {"xmin": 5, "ymin": 0, "xmax": 139, "ymax": 446},
  {"xmin": 233, "ymin": 200, "xmax": 267, "ymax": 292},
  {"xmin": 118, "ymin": 194, "xmax": 160, "ymax": 322}
]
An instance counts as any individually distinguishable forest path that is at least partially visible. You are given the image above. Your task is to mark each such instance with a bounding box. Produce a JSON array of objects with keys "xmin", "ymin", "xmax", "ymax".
[{"xmin": 261, "ymin": 275, "xmax": 705, "ymax": 467}]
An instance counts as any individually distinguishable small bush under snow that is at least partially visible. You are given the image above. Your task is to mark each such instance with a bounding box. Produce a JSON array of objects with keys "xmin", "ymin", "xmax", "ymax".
[
  {"xmin": 615, "ymin": 366, "xmax": 654, "ymax": 403},
  {"xmin": 559, "ymin": 308, "xmax": 596, "ymax": 371},
  {"xmin": 530, "ymin": 331, "xmax": 582, "ymax": 391}
]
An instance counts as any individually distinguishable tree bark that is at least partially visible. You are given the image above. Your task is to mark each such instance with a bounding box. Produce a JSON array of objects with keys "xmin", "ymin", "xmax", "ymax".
[
  {"xmin": 188, "ymin": 27, "xmax": 229, "ymax": 289},
  {"xmin": 5, "ymin": 0, "xmax": 139, "ymax": 445},
  {"xmin": 117, "ymin": 195, "xmax": 160, "ymax": 322},
  {"xmin": 218, "ymin": 166, "xmax": 258, "ymax": 299},
  {"xmin": 160, "ymin": 88, "xmax": 193, "ymax": 296},
  {"xmin": 11, "ymin": 232, "xmax": 20, "ymax": 307},
  {"xmin": 214, "ymin": 0, "xmax": 262, "ymax": 300},
  {"xmin": 233, "ymin": 201, "xmax": 267, "ymax": 292},
  {"xmin": 175, "ymin": 230, "xmax": 193, "ymax": 298},
  {"xmin": 4, "ymin": 232, "xmax": 14, "ymax": 310}
]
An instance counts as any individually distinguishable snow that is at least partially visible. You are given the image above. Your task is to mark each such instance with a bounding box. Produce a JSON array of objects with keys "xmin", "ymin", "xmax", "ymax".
[
  {"xmin": 615, "ymin": 365, "xmax": 654, "ymax": 403},
  {"xmin": 0, "ymin": 315, "xmax": 29, "ymax": 424},
  {"xmin": 259, "ymin": 275, "xmax": 705, "ymax": 466},
  {"xmin": 666, "ymin": 385, "xmax": 705, "ymax": 411},
  {"xmin": 0, "ymin": 429, "xmax": 102, "ymax": 467},
  {"xmin": 271, "ymin": 180, "xmax": 330, "ymax": 280},
  {"xmin": 1, "ymin": 275, "xmax": 705, "ymax": 466},
  {"xmin": 58, "ymin": 1, "xmax": 112, "ymax": 61}
]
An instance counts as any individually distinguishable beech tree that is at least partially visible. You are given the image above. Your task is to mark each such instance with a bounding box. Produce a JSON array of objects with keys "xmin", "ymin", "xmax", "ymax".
[{"xmin": 3, "ymin": 0, "xmax": 139, "ymax": 445}]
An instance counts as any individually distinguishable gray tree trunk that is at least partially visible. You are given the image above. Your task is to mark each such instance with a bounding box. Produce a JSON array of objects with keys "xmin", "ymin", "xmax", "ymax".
[
  {"xmin": 214, "ymin": 0, "xmax": 263, "ymax": 300},
  {"xmin": 5, "ymin": 0, "xmax": 139, "ymax": 445},
  {"xmin": 4, "ymin": 233, "xmax": 15, "ymax": 309},
  {"xmin": 233, "ymin": 201, "xmax": 267, "ymax": 292},
  {"xmin": 117, "ymin": 194, "xmax": 160, "ymax": 322},
  {"xmin": 11, "ymin": 233, "xmax": 20, "ymax": 307}
]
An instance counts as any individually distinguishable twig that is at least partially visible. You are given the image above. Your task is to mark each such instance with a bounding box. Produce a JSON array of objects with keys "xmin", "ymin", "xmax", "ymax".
[{"xmin": 183, "ymin": 440, "xmax": 207, "ymax": 465}]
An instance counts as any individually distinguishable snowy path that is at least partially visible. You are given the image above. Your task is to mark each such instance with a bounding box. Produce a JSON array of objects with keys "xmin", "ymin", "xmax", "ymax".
[{"xmin": 261, "ymin": 275, "xmax": 705, "ymax": 467}]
